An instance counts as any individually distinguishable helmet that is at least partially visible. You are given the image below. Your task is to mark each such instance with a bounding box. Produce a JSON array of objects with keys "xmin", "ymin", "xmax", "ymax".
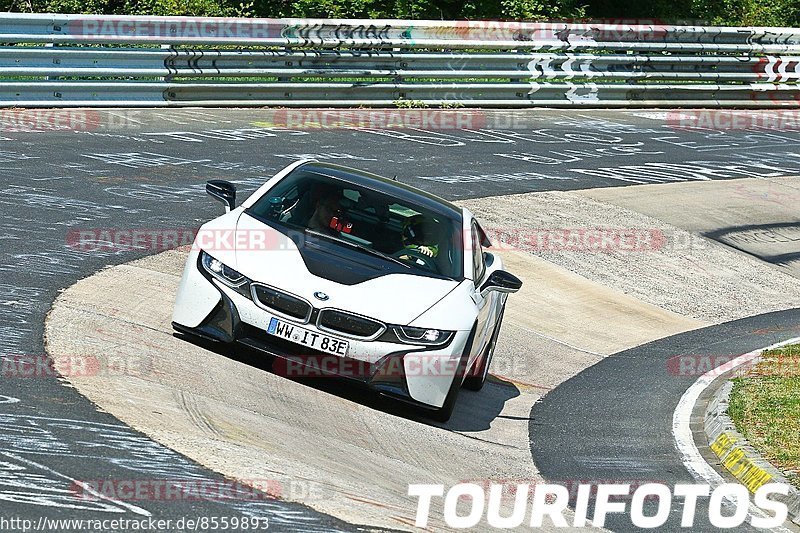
[{"xmin": 402, "ymin": 214, "xmax": 425, "ymax": 243}]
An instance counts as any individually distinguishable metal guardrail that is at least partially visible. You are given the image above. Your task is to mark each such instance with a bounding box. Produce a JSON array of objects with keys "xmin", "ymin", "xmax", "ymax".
[{"xmin": 1, "ymin": 13, "xmax": 800, "ymax": 107}]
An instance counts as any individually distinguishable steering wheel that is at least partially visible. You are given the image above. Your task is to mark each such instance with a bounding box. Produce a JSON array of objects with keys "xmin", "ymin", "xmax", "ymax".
[{"xmin": 392, "ymin": 247, "xmax": 440, "ymax": 273}]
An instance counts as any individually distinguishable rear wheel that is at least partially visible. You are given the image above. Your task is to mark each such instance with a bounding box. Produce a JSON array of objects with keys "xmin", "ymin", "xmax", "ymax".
[{"xmin": 463, "ymin": 305, "xmax": 505, "ymax": 391}]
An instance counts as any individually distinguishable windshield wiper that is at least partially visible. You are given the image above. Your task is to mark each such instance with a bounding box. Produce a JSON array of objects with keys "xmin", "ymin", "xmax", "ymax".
[
  {"xmin": 305, "ymin": 228, "xmax": 411, "ymax": 269},
  {"xmin": 353, "ymin": 243, "xmax": 412, "ymax": 269}
]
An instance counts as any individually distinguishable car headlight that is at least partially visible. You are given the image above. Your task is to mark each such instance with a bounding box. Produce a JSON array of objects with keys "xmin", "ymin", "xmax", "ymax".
[
  {"xmin": 393, "ymin": 325, "xmax": 454, "ymax": 346},
  {"xmin": 200, "ymin": 250, "xmax": 247, "ymax": 287}
]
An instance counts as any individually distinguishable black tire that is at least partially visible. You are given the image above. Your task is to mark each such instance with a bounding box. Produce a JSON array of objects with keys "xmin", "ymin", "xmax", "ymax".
[
  {"xmin": 463, "ymin": 305, "xmax": 505, "ymax": 391},
  {"xmin": 429, "ymin": 380, "xmax": 460, "ymax": 423},
  {"xmin": 428, "ymin": 323, "xmax": 476, "ymax": 422}
]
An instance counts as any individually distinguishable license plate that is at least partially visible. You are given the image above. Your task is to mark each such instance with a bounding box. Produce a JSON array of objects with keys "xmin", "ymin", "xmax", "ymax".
[{"xmin": 267, "ymin": 317, "xmax": 349, "ymax": 356}]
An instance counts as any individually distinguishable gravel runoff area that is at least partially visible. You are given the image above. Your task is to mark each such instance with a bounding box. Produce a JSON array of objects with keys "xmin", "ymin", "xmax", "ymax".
[{"xmin": 461, "ymin": 189, "xmax": 800, "ymax": 324}]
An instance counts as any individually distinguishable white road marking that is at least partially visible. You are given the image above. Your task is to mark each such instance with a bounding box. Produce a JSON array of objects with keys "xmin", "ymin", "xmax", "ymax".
[{"xmin": 0, "ymin": 451, "xmax": 152, "ymax": 516}]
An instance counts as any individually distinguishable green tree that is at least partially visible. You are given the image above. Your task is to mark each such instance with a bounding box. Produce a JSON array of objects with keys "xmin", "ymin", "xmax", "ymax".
[
  {"xmin": 690, "ymin": 0, "xmax": 800, "ymax": 26},
  {"xmin": 500, "ymin": 0, "xmax": 586, "ymax": 20},
  {"xmin": 2, "ymin": 0, "xmax": 799, "ymax": 27}
]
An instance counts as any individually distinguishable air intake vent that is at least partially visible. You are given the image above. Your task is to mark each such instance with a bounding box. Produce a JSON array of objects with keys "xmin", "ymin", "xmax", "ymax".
[
  {"xmin": 251, "ymin": 284, "xmax": 312, "ymax": 322},
  {"xmin": 317, "ymin": 309, "xmax": 385, "ymax": 339}
]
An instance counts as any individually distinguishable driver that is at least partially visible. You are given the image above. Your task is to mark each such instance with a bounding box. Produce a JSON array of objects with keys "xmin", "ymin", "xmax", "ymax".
[
  {"xmin": 398, "ymin": 215, "xmax": 439, "ymax": 260},
  {"xmin": 307, "ymin": 184, "xmax": 342, "ymax": 236}
]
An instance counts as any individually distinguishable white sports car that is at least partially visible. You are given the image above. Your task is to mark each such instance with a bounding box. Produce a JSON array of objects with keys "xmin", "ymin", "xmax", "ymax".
[{"xmin": 172, "ymin": 160, "xmax": 521, "ymax": 421}]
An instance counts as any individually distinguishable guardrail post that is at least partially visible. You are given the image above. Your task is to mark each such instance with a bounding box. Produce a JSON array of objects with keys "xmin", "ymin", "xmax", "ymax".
[
  {"xmin": 159, "ymin": 44, "xmax": 170, "ymax": 82},
  {"xmin": 45, "ymin": 41, "xmax": 56, "ymax": 81}
]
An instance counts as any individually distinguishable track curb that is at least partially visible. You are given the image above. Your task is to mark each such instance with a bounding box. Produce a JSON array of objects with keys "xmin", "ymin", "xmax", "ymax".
[{"xmin": 704, "ymin": 374, "xmax": 800, "ymax": 526}]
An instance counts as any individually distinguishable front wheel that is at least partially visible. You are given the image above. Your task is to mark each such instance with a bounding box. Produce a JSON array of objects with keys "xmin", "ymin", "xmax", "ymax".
[
  {"xmin": 428, "ymin": 323, "xmax": 476, "ymax": 422},
  {"xmin": 429, "ymin": 351, "xmax": 467, "ymax": 422},
  {"xmin": 463, "ymin": 305, "xmax": 505, "ymax": 391}
]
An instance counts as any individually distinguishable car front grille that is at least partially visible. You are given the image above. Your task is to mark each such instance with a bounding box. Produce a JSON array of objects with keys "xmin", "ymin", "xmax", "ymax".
[
  {"xmin": 251, "ymin": 284, "xmax": 312, "ymax": 322},
  {"xmin": 317, "ymin": 309, "xmax": 385, "ymax": 339}
]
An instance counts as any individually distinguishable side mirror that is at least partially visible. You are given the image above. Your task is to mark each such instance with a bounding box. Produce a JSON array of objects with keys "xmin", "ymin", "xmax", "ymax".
[
  {"xmin": 207, "ymin": 180, "xmax": 236, "ymax": 212},
  {"xmin": 480, "ymin": 270, "xmax": 522, "ymax": 296}
]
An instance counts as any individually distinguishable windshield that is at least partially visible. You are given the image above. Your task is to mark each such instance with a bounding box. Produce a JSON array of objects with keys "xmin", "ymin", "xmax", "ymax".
[{"xmin": 247, "ymin": 169, "xmax": 464, "ymax": 280}]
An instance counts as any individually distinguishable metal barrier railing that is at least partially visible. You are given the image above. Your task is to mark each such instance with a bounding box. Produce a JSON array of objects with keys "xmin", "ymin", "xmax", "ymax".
[{"xmin": 1, "ymin": 13, "xmax": 799, "ymax": 107}]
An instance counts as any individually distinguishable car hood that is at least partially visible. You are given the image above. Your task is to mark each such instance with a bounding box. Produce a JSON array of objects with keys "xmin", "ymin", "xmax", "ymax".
[{"xmin": 231, "ymin": 213, "xmax": 460, "ymax": 325}]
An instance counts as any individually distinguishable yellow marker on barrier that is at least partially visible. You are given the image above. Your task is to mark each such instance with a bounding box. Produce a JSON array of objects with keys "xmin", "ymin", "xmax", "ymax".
[
  {"xmin": 710, "ymin": 432, "xmax": 735, "ymax": 456},
  {"xmin": 710, "ymin": 432, "xmax": 773, "ymax": 493}
]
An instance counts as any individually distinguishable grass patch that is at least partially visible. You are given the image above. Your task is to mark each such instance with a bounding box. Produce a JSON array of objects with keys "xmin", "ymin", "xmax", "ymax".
[{"xmin": 728, "ymin": 343, "xmax": 800, "ymax": 489}]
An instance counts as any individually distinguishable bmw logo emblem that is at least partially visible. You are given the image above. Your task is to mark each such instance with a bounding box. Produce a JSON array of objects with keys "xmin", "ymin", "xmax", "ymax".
[{"xmin": 313, "ymin": 291, "xmax": 329, "ymax": 301}]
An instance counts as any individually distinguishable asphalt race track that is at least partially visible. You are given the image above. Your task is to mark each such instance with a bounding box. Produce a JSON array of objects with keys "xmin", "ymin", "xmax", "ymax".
[
  {"xmin": 530, "ymin": 309, "xmax": 800, "ymax": 532},
  {"xmin": 2, "ymin": 108, "xmax": 800, "ymax": 530}
]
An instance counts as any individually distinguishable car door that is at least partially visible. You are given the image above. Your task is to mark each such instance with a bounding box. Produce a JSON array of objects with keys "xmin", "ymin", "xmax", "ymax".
[{"xmin": 467, "ymin": 219, "xmax": 496, "ymax": 372}]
